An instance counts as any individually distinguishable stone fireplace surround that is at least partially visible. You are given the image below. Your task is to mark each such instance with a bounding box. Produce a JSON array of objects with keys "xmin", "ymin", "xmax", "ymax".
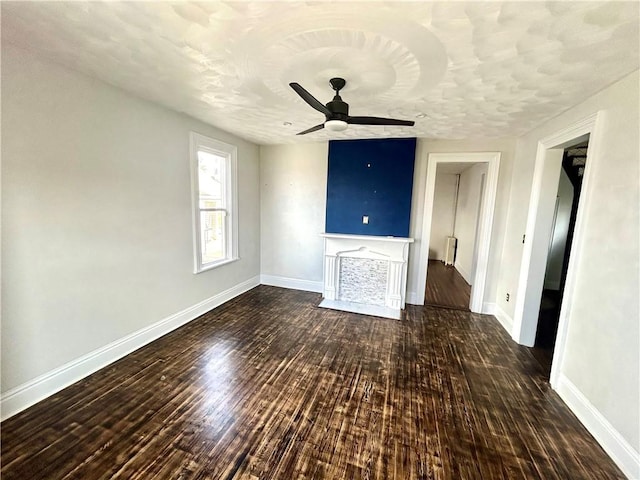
[{"xmin": 319, "ymin": 233, "xmax": 414, "ymax": 319}]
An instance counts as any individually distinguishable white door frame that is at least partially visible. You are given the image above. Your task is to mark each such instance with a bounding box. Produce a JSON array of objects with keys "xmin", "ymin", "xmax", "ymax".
[
  {"xmin": 415, "ymin": 152, "xmax": 501, "ymax": 312},
  {"xmin": 511, "ymin": 112, "xmax": 601, "ymax": 387}
]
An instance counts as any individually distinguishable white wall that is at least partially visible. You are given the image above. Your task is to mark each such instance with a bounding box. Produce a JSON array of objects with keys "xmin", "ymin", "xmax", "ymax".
[
  {"xmin": 428, "ymin": 173, "xmax": 457, "ymax": 261},
  {"xmin": 259, "ymin": 143, "xmax": 328, "ymax": 288},
  {"xmin": 407, "ymin": 139, "xmax": 516, "ymax": 306},
  {"xmin": 497, "ymin": 70, "xmax": 639, "ymax": 459},
  {"xmin": 1, "ymin": 45, "xmax": 261, "ymax": 394},
  {"xmin": 543, "ymin": 169, "xmax": 574, "ymax": 290},
  {"xmin": 453, "ymin": 163, "xmax": 488, "ymax": 283}
]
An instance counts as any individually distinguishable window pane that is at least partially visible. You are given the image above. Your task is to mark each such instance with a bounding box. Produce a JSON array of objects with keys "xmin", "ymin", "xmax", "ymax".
[
  {"xmin": 191, "ymin": 133, "xmax": 237, "ymax": 273},
  {"xmin": 198, "ymin": 150, "xmax": 226, "ymax": 209},
  {"xmin": 200, "ymin": 210, "xmax": 226, "ymax": 264}
]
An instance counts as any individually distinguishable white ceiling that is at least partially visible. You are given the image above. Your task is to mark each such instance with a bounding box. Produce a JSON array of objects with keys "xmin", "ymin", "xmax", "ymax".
[
  {"xmin": 437, "ymin": 162, "xmax": 476, "ymax": 175},
  {"xmin": 2, "ymin": 2, "xmax": 638, "ymax": 145}
]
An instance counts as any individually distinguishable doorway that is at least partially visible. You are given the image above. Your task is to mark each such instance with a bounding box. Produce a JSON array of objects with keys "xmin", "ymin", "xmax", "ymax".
[
  {"xmin": 415, "ymin": 152, "xmax": 501, "ymax": 313},
  {"xmin": 424, "ymin": 162, "xmax": 487, "ymax": 310},
  {"xmin": 530, "ymin": 141, "xmax": 588, "ymax": 376},
  {"xmin": 512, "ymin": 112, "xmax": 600, "ymax": 387}
]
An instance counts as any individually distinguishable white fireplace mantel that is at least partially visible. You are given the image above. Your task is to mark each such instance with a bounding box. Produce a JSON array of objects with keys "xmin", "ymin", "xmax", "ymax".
[{"xmin": 319, "ymin": 233, "xmax": 414, "ymax": 319}]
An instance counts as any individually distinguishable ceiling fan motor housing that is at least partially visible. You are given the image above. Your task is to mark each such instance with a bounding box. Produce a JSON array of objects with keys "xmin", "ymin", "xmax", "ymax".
[{"xmin": 326, "ymin": 97, "xmax": 349, "ymax": 120}]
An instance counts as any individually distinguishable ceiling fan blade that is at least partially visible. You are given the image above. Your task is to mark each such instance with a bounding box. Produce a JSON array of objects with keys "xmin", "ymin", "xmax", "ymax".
[
  {"xmin": 296, "ymin": 123, "xmax": 325, "ymax": 135},
  {"xmin": 289, "ymin": 83, "xmax": 331, "ymax": 116},
  {"xmin": 347, "ymin": 116, "xmax": 415, "ymax": 127}
]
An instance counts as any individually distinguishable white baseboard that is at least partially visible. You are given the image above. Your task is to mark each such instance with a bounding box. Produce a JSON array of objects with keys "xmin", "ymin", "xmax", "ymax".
[
  {"xmin": 555, "ymin": 374, "xmax": 640, "ymax": 479},
  {"xmin": 483, "ymin": 302, "xmax": 514, "ymax": 336},
  {"xmin": 454, "ymin": 261, "xmax": 472, "ymax": 284},
  {"xmin": 0, "ymin": 275, "xmax": 260, "ymax": 421},
  {"xmin": 260, "ymin": 274, "xmax": 323, "ymax": 293}
]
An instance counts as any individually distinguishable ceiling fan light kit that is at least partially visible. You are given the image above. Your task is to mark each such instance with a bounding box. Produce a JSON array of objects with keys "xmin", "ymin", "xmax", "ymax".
[
  {"xmin": 289, "ymin": 77, "xmax": 414, "ymax": 135},
  {"xmin": 325, "ymin": 119, "xmax": 348, "ymax": 132}
]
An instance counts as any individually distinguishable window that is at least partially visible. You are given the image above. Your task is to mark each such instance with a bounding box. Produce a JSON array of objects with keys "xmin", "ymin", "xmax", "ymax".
[{"xmin": 190, "ymin": 132, "xmax": 238, "ymax": 273}]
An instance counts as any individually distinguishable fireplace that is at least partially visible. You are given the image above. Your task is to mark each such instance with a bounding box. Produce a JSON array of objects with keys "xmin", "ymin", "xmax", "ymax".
[{"xmin": 319, "ymin": 233, "xmax": 414, "ymax": 319}]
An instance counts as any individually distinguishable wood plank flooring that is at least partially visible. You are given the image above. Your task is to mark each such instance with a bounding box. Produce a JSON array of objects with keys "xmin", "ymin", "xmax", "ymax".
[
  {"xmin": 425, "ymin": 260, "xmax": 471, "ymax": 310},
  {"xmin": 1, "ymin": 286, "xmax": 624, "ymax": 479}
]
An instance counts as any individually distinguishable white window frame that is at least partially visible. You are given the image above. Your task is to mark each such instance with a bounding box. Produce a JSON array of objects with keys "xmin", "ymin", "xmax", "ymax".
[{"xmin": 190, "ymin": 132, "xmax": 239, "ymax": 273}]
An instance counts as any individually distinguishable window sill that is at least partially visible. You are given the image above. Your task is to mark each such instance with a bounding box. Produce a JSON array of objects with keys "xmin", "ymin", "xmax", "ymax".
[{"xmin": 195, "ymin": 257, "xmax": 239, "ymax": 274}]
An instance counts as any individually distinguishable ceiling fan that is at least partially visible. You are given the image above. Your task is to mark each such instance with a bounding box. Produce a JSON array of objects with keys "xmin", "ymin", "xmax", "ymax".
[{"xmin": 289, "ymin": 78, "xmax": 415, "ymax": 135}]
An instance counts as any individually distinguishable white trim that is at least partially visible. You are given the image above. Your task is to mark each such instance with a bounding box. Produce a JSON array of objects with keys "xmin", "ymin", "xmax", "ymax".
[
  {"xmin": 197, "ymin": 257, "xmax": 240, "ymax": 273},
  {"xmin": 0, "ymin": 276, "xmax": 260, "ymax": 421},
  {"xmin": 555, "ymin": 374, "xmax": 640, "ymax": 479},
  {"xmin": 260, "ymin": 274, "xmax": 323, "ymax": 293},
  {"xmin": 414, "ymin": 152, "xmax": 501, "ymax": 313},
  {"xmin": 406, "ymin": 291, "xmax": 418, "ymax": 305},
  {"xmin": 483, "ymin": 302, "xmax": 514, "ymax": 335},
  {"xmin": 319, "ymin": 232, "xmax": 414, "ymax": 243},
  {"xmin": 190, "ymin": 132, "xmax": 239, "ymax": 274},
  {"xmin": 318, "ymin": 299, "xmax": 400, "ymax": 320},
  {"xmin": 511, "ymin": 113, "xmax": 600, "ymax": 388},
  {"xmin": 511, "ymin": 145, "xmax": 565, "ymax": 346}
]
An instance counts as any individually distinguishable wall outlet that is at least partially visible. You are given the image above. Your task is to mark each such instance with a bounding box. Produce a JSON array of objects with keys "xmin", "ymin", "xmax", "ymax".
[
  {"xmin": 362, "ymin": 215, "xmax": 369, "ymax": 224},
  {"xmin": 506, "ymin": 293, "xmax": 510, "ymax": 302}
]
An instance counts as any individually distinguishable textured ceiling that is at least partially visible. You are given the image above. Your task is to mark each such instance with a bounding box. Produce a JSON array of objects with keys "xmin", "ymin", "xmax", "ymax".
[{"xmin": 2, "ymin": 1, "xmax": 638, "ymax": 145}]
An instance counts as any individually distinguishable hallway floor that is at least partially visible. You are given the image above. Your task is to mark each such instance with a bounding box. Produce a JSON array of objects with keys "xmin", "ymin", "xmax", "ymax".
[{"xmin": 425, "ymin": 259, "xmax": 471, "ymax": 310}]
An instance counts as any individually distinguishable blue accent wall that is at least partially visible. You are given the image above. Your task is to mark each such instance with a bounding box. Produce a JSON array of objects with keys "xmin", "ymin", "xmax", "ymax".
[{"xmin": 325, "ymin": 138, "xmax": 416, "ymax": 237}]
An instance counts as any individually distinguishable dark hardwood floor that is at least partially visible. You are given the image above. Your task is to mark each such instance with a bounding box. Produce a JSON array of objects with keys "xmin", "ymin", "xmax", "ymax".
[
  {"xmin": 425, "ymin": 260, "xmax": 471, "ymax": 310},
  {"xmin": 1, "ymin": 286, "xmax": 623, "ymax": 479}
]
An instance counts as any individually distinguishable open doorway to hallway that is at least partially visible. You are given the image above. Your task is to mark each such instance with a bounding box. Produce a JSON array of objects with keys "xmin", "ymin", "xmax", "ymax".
[
  {"xmin": 424, "ymin": 162, "xmax": 487, "ymax": 310},
  {"xmin": 416, "ymin": 152, "xmax": 500, "ymax": 313},
  {"xmin": 530, "ymin": 140, "xmax": 588, "ymax": 376}
]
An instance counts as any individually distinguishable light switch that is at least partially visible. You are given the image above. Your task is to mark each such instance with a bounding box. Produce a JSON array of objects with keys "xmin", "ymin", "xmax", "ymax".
[{"xmin": 362, "ymin": 215, "xmax": 369, "ymax": 224}]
